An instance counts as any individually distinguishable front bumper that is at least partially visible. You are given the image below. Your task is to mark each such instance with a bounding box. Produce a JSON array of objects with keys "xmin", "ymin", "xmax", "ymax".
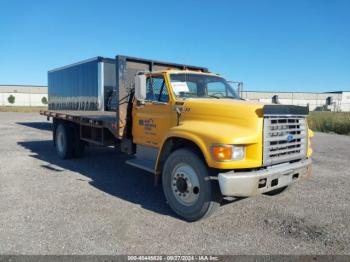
[{"xmin": 218, "ymin": 158, "xmax": 312, "ymax": 197}]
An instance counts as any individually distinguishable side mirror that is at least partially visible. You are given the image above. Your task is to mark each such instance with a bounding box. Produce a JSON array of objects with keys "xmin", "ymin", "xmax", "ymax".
[{"xmin": 135, "ymin": 74, "xmax": 147, "ymax": 101}]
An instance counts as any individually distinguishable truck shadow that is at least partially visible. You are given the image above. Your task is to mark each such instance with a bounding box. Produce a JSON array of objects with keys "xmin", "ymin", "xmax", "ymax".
[
  {"xmin": 17, "ymin": 140, "xmax": 174, "ymax": 218},
  {"xmin": 16, "ymin": 122, "xmax": 52, "ymax": 131}
]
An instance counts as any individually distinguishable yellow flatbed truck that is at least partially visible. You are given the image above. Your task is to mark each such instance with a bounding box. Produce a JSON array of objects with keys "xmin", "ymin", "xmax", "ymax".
[{"xmin": 41, "ymin": 55, "xmax": 313, "ymax": 221}]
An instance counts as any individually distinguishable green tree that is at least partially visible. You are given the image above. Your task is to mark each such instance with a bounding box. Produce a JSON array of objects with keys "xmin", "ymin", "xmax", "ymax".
[
  {"xmin": 41, "ymin": 96, "xmax": 48, "ymax": 105},
  {"xmin": 8, "ymin": 95, "xmax": 15, "ymax": 104}
]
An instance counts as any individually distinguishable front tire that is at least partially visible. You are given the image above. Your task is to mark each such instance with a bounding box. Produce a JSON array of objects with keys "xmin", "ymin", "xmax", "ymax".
[{"xmin": 162, "ymin": 148, "xmax": 221, "ymax": 221}]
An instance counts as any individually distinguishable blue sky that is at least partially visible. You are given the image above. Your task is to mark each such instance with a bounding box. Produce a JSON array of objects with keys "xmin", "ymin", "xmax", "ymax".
[{"xmin": 0, "ymin": 0, "xmax": 349, "ymax": 92}]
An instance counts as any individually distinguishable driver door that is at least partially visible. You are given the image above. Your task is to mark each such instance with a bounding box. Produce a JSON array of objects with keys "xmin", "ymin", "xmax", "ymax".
[{"xmin": 132, "ymin": 74, "xmax": 172, "ymax": 148}]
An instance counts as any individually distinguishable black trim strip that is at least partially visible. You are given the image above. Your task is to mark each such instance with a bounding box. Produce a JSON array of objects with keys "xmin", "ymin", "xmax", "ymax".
[{"xmin": 263, "ymin": 105, "xmax": 309, "ymax": 115}]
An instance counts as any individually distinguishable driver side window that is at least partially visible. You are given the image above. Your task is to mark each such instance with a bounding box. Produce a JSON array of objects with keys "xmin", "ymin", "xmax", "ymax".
[{"xmin": 146, "ymin": 75, "xmax": 169, "ymax": 102}]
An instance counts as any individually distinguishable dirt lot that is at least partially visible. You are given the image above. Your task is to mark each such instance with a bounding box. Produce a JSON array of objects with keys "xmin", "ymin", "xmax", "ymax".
[{"xmin": 0, "ymin": 112, "xmax": 349, "ymax": 255}]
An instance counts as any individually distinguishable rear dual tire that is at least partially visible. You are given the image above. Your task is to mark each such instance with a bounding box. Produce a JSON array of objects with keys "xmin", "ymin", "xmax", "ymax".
[
  {"xmin": 162, "ymin": 148, "xmax": 222, "ymax": 222},
  {"xmin": 55, "ymin": 123, "xmax": 85, "ymax": 159}
]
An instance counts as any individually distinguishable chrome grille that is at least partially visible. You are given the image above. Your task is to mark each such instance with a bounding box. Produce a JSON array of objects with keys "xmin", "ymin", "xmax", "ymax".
[{"xmin": 263, "ymin": 115, "xmax": 307, "ymax": 166}]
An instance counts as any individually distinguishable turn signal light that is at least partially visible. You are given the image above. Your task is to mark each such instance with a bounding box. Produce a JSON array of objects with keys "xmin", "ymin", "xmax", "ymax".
[
  {"xmin": 212, "ymin": 145, "xmax": 232, "ymax": 161},
  {"xmin": 211, "ymin": 145, "xmax": 245, "ymax": 161}
]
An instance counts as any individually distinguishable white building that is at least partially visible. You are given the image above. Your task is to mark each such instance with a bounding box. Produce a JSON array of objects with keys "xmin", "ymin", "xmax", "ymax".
[
  {"xmin": 241, "ymin": 91, "xmax": 350, "ymax": 112},
  {"xmin": 1, "ymin": 84, "xmax": 349, "ymax": 112},
  {"xmin": 0, "ymin": 85, "xmax": 48, "ymax": 107}
]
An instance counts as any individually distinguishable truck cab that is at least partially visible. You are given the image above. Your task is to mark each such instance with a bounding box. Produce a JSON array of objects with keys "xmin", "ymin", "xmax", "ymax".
[
  {"xmin": 127, "ymin": 69, "xmax": 312, "ymax": 221},
  {"xmin": 42, "ymin": 56, "xmax": 313, "ymax": 221}
]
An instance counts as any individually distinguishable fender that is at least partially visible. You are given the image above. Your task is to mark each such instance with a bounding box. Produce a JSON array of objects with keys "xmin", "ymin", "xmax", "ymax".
[{"xmin": 155, "ymin": 120, "xmax": 263, "ymax": 173}]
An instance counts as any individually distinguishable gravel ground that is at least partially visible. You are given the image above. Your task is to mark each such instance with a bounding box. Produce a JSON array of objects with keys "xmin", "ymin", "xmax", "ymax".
[{"xmin": 0, "ymin": 112, "xmax": 349, "ymax": 255}]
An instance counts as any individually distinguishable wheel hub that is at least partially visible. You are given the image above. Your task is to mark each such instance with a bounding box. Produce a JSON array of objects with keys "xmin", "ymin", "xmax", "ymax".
[
  {"xmin": 176, "ymin": 177, "xmax": 188, "ymax": 193},
  {"xmin": 171, "ymin": 164, "xmax": 200, "ymax": 206}
]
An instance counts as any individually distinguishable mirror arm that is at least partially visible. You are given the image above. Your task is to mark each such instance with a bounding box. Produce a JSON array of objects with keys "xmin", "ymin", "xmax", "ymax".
[{"xmin": 176, "ymin": 107, "xmax": 182, "ymax": 126}]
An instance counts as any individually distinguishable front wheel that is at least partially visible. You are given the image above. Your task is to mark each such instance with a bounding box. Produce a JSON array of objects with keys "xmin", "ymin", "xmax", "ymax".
[{"xmin": 162, "ymin": 148, "xmax": 221, "ymax": 221}]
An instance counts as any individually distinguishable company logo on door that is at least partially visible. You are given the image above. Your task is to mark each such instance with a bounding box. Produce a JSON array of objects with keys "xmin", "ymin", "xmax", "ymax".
[{"xmin": 139, "ymin": 119, "xmax": 157, "ymax": 131}]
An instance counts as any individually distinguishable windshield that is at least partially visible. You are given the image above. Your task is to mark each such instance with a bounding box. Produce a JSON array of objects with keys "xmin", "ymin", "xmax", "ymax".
[{"xmin": 170, "ymin": 73, "xmax": 240, "ymax": 99}]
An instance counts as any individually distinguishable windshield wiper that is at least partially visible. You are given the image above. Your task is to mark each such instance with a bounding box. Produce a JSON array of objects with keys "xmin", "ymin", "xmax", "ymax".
[
  {"xmin": 222, "ymin": 96, "xmax": 244, "ymax": 100},
  {"xmin": 207, "ymin": 95, "xmax": 241, "ymax": 99},
  {"xmin": 207, "ymin": 95, "xmax": 221, "ymax": 99}
]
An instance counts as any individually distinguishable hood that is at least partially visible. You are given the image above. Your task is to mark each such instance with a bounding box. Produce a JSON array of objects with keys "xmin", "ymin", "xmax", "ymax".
[
  {"xmin": 171, "ymin": 98, "xmax": 265, "ymax": 156},
  {"xmin": 178, "ymin": 98, "xmax": 264, "ymax": 129}
]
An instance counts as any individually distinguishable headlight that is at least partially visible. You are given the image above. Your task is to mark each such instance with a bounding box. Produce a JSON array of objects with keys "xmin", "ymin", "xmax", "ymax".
[{"xmin": 211, "ymin": 144, "xmax": 245, "ymax": 161}]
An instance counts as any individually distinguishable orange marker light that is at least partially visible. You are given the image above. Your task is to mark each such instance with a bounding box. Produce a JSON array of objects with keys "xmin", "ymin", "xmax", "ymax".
[{"xmin": 212, "ymin": 145, "xmax": 232, "ymax": 161}]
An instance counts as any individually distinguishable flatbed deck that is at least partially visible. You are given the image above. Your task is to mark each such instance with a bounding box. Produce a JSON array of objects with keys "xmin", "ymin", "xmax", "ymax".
[
  {"xmin": 40, "ymin": 110, "xmax": 117, "ymax": 126},
  {"xmin": 41, "ymin": 109, "xmax": 120, "ymax": 145}
]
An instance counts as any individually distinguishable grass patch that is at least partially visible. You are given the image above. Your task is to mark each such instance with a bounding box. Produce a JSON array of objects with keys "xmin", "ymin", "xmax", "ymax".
[
  {"xmin": 307, "ymin": 112, "xmax": 350, "ymax": 135},
  {"xmin": 0, "ymin": 106, "xmax": 47, "ymax": 113}
]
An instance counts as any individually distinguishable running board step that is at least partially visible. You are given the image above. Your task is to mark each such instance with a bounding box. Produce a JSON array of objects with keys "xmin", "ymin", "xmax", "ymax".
[{"xmin": 125, "ymin": 158, "xmax": 155, "ymax": 173}]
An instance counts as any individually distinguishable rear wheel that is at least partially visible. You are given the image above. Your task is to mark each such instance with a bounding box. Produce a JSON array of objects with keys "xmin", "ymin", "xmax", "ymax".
[
  {"xmin": 162, "ymin": 148, "xmax": 221, "ymax": 221},
  {"xmin": 73, "ymin": 140, "xmax": 85, "ymax": 157},
  {"xmin": 71, "ymin": 125, "xmax": 86, "ymax": 157},
  {"xmin": 55, "ymin": 123, "xmax": 74, "ymax": 159}
]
